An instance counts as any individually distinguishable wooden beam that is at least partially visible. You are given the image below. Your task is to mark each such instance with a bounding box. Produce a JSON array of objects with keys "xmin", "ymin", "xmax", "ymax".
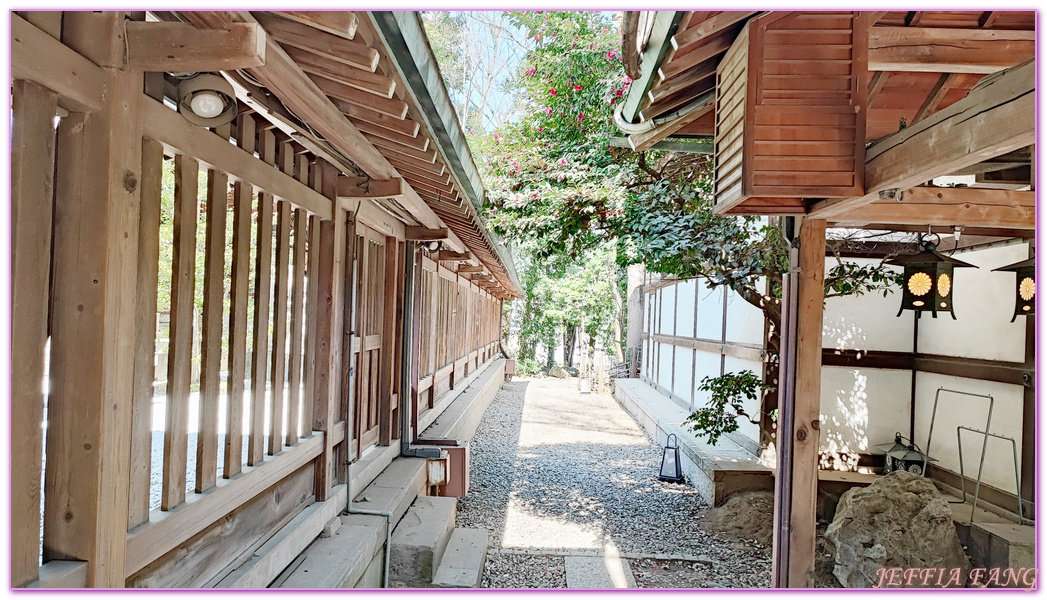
[
  {"xmin": 274, "ymin": 11, "xmax": 358, "ymax": 39},
  {"xmin": 254, "ymin": 12, "xmax": 378, "ymax": 72},
  {"xmin": 433, "ymin": 250, "xmax": 472, "ymax": 262},
  {"xmin": 975, "ymin": 165, "xmax": 1032, "ymax": 189},
  {"xmin": 809, "ymin": 60, "xmax": 1034, "ymax": 219},
  {"xmin": 912, "ymin": 73, "xmax": 956, "ymax": 123},
  {"xmin": 629, "ymin": 94, "xmax": 714, "ymax": 151},
  {"xmin": 867, "ymin": 71, "xmax": 889, "ymax": 108},
  {"xmin": 405, "ymin": 226, "xmax": 450, "ymax": 242},
  {"xmin": 332, "ymin": 97, "xmax": 420, "ymax": 137},
  {"xmin": 457, "ymin": 265, "xmax": 486, "ymax": 273},
  {"xmin": 11, "ymin": 14, "xmax": 104, "ymax": 112},
  {"xmin": 978, "ymin": 11, "xmax": 1001, "ymax": 28},
  {"xmin": 141, "ymin": 97, "xmax": 333, "ymax": 220},
  {"xmin": 831, "ymin": 187, "xmax": 1034, "ymax": 229},
  {"xmin": 310, "ymin": 73, "xmax": 410, "ymax": 119},
  {"xmin": 349, "ymin": 116, "xmax": 428, "ymax": 151},
  {"xmin": 658, "ymin": 33, "xmax": 734, "ymax": 84},
  {"xmin": 283, "ymin": 45, "xmax": 395, "ymax": 99},
  {"xmin": 336, "ymin": 175, "xmax": 406, "ymax": 199},
  {"xmin": 868, "ymin": 27, "xmax": 1035, "ymax": 74},
  {"xmin": 671, "ymin": 11, "xmax": 757, "ymax": 52},
  {"xmin": 126, "ymin": 22, "xmax": 266, "ymax": 71},
  {"xmin": 903, "ymin": 11, "xmax": 924, "ymax": 27}
]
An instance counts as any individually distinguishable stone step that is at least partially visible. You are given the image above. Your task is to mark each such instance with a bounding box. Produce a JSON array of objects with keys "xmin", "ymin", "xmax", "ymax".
[
  {"xmin": 353, "ymin": 457, "xmax": 428, "ymax": 529},
  {"xmin": 276, "ymin": 514, "xmax": 388, "ymax": 588},
  {"xmin": 388, "ymin": 496, "xmax": 458, "ymax": 586},
  {"xmin": 431, "ymin": 528, "xmax": 489, "ymax": 588}
]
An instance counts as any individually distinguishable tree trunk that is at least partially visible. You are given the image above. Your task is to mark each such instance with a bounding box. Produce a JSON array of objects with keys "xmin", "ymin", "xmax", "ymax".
[{"xmin": 563, "ymin": 323, "xmax": 578, "ymax": 366}]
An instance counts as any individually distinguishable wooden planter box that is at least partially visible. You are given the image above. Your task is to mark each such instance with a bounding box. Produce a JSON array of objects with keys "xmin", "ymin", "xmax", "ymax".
[{"xmin": 713, "ymin": 11, "xmax": 868, "ymax": 215}]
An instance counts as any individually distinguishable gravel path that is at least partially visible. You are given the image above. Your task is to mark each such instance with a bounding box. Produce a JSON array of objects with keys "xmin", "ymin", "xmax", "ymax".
[{"xmin": 457, "ymin": 376, "xmax": 771, "ymax": 588}]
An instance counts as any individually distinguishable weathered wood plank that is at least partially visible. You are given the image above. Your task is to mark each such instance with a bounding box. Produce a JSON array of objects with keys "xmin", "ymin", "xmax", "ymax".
[
  {"xmin": 141, "ymin": 97, "xmax": 332, "ymax": 220},
  {"xmin": 868, "ymin": 26, "xmax": 1035, "ymax": 74},
  {"xmin": 28, "ymin": 561, "xmax": 89, "ymax": 588},
  {"xmin": 283, "ymin": 44, "xmax": 395, "ymax": 98},
  {"xmin": 196, "ymin": 169, "xmax": 229, "ymax": 493},
  {"xmin": 11, "ymin": 14, "xmax": 104, "ymax": 112},
  {"xmin": 46, "ymin": 63, "xmax": 143, "ymax": 587},
  {"xmin": 312, "ymin": 160, "xmax": 345, "ymax": 500},
  {"xmin": 126, "ymin": 21, "xmax": 266, "ymax": 71},
  {"xmin": 287, "ymin": 206, "xmax": 308, "ymax": 446},
  {"xmin": 253, "ymin": 12, "xmax": 377, "ymax": 71},
  {"xmin": 162, "ymin": 154, "xmax": 199, "ymax": 510},
  {"xmin": 10, "ymin": 79, "xmax": 57, "ymax": 588},
  {"xmin": 124, "ymin": 434, "xmax": 323, "ymax": 577},
  {"xmin": 126, "ymin": 464, "xmax": 313, "ymax": 588},
  {"xmin": 832, "ymin": 187, "xmax": 1034, "ymax": 230},
  {"xmin": 249, "ymin": 130, "xmax": 277, "ymax": 466},
  {"xmin": 270, "ymin": 198, "xmax": 292, "ymax": 455},
  {"xmin": 128, "ymin": 139, "xmax": 164, "ymax": 531},
  {"xmin": 274, "ymin": 11, "xmax": 358, "ymax": 39},
  {"xmin": 303, "ymin": 212, "xmax": 321, "ymax": 438}
]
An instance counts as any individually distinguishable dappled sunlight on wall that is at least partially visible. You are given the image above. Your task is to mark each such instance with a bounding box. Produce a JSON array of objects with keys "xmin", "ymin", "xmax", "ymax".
[{"xmin": 818, "ymin": 367, "xmax": 911, "ymax": 471}]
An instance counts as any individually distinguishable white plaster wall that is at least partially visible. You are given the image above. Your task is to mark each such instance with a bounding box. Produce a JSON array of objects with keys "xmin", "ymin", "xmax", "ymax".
[
  {"xmin": 819, "ymin": 367, "xmax": 912, "ymax": 468},
  {"xmin": 659, "ymin": 284, "xmax": 676, "ymax": 335},
  {"xmin": 656, "ymin": 341, "xmax": 673, "ymax": 390},
  {"xmin": 725, "ymin": 355, "xmax": 765, "ymax": 444},
  {"xmin": 916, "ymin": 243, "xmax": 1030, "ymax": 362},
  {"xmin": 822, "ymin": 258, "xmax": 913, "ymax": 352},
  {"xmin": 696, "ymin": 278, "xmax": 725, "ymax": 340},
  {"xmin": 691, "ymin": 350, "xmax": 723, "ymax": 408},
  {"xmin": 725, "ymin": 277, "xmax": 766, "ymax": 346},
  {"xmin": 913, "ymin": 372, "xmax": 1024, "ymax": 493},
  {"xmin": 672, "ymin": 345, "xmax": 692, "ymax": 401},
  {"xmin": 674, "ymin": 279, "xmax": 697, "ymax": 337}
]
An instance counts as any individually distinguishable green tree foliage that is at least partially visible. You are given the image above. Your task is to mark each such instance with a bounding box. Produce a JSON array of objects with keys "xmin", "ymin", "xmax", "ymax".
[{"xmin": 683, "ymin": 371, "xmax": 775, "ymax": 446}]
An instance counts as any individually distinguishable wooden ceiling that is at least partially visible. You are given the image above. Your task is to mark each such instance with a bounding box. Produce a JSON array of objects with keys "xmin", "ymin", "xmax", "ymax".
[{"xmin": 163, "ymin": 11, "xmax": 520, "ymax": 299}]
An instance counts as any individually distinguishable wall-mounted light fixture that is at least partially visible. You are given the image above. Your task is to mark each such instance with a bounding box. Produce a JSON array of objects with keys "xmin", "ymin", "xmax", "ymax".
[
  {"xmin": 993, "ymin": 257, "xmax": 1035, "ymax": 322},
  {"xmin": 176, "ymin": 73, "xmax": 238, "ymax": 127},
  {"xmin": 887, "ymin": 234, "xmax": 976, "ymax": 319},
  {"xmin": 425, "ymin": 241, "xmax": 441, "ymax": 252}
]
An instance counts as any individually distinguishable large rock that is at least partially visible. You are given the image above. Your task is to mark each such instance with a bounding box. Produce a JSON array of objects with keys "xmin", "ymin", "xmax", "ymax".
[
  {"xmin": 825, "ymin": 471, "xmax": 969, "ymax": 588},
  {"xmin": 548, "ymin": 365, "xmax": 569, "ymax": 378}
]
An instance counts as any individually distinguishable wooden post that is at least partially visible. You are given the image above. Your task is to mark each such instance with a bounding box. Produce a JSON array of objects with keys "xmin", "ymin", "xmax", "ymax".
[
  {"xmin": 46, "ymin": 39, "xmax": 143, "ymax": 587},
  {"xmin": 312, "ymin": 160, "xmax": 344, "ymax": 500},
  {"xmin": 248, "ymin": 129, "xmax": 276, "ymax": 466},
  {"xmin": 11, "ymin": 79, "xmax": 57, "ymax": 588},
  {"xmin": 379, "ymin": 237, "xmax": 400, "ymax": 445},
  {"xmin": 197, "ymin": 168, "xmax": 228, "ymax": 493},
  {"xmin": 771, "ymin": 218, "xmax": 826, "ymax": 588}
]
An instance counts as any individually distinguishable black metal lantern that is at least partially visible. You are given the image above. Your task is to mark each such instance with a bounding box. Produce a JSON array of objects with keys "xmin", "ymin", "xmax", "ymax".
[
  {"xmin": 658, "ymin": 434, "xmax": 684, "ymax": 483},
  {"xmin": 992, "ymin": 257, "xmax": 1035, "ymax": 322},
  {"xmin": 876, "ymin": 432, "xmax": 936, "ymax": 476},
  {"xmin": 887, "ymin": 237, "xmax": 976, "ymax": 319}
]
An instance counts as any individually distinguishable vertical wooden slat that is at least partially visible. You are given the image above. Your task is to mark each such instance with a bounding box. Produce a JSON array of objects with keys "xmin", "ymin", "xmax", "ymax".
[
  {"xmin": 128, "ymin": 138, "xmax": 163, "ymax": 530},
  {"xmin": 46, "ymin": 55, "xmax": 143, "ymax": 586},
  {"xmin": 379, "ymin": 238, "xmax": 399, "ymax": 446},
  {"xmin": 195, "ymin": 168, "xmax": 228, "ymax": 493},
  {"xmin": 11, "ymin": 79, "xmax": 57, "ymax": 588},
  {"xmin": 269, "ymin": 200, "xmax": 291, "ymax": 455},
  {"xmin": 248, "ymin": 130, "xmax": 275, "ymax": 466},
  {"xmin": 162, "ymin": 154, "xmax": 199, "ymax": 510},
  {"xmin": 224, "ymin": 114, "xmax": 255, "ymax": 479},
  {"xmin": 313, "ymin": 160, "xmax": 343, "ymax": 499},
  {"xmin": 287, "ymin": 208, "xmax": 307, "ymax": 446},
  {"xmin": 303, "ymin": 214, "xmax": 321, "ymax": 438}
]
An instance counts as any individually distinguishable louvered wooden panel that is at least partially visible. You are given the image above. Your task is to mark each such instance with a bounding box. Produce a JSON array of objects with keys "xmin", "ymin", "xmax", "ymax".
[
  {"xmin": 712, "ymin": 12, "xmax": 867, "ymax": 214},
  {"xmin": 713, "ymin": 24, "xmax": 749, "ymax": 208}
]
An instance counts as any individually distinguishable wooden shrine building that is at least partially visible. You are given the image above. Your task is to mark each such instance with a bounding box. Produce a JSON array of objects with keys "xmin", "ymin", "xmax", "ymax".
[
  {"xmin": 11, "ymin": 11, "xmax": 520, "ymax": 588},
  {"xmin": 617, "ymin": 10, "xmax": 1035, "ymax": 588}
]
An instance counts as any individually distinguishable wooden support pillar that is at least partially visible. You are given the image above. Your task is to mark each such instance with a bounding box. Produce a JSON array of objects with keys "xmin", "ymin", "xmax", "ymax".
[
  {"xmin": 312, "ymin": 160, "xmax": 344, "ymax": 500},
  {"xmin": 11, "ymin": 79, "xmax": 58, "ymax": 589},
  {"xmin": 771, "ymin": 218, "xmax": 826, "ymax": 588},
  {"xmin": 45, "ymin": 16, "xmax": 143, "ymax": 584},
  {"xmin": 379, "ymin": 237, "xmax": 400, "ymax": 446}
]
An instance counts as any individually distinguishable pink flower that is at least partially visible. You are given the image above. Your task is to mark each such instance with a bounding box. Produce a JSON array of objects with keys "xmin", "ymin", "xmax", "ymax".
[
  {"xmin": 624, "ymin": 76, "xmax": 632, "ymax": 84},
  {"xmin": 545, "ymin": 107, "xmax": 553, "ymax": 115},
  {"xmin": 549, "ymin": 88, "xmax": 557, "ymax": 96},
  {"xmin": 610, "ymin": 98, "xmax": 616, "ymax": 105},
  {"xmin": 526, "ymin": 67, "xmax": 537, "ymax": 76},
  {"xmin": 531, "ymin": 193, "xmax": 538, "ymax": 199},
  {"xmin": 538, "ymin": 127, "xmax": 543, "ymax": 132},
  {"xmin": 494, "ymin": 134, "xmax": 500, "ymax": 142},
  {"xmin": 560, "ymin": 158, "xmax": 567, "ymax": 165},
  {"xmin": 573, "ymin": 84, "xmax": 582, "ymax": 92},
  {"xmin": 577, "ymin": 113, "xmax": 584, "ymax": 121},
  {"xmin": 606, "ymin": 50, "xmax": 617, "ymax": 59},
  {"xmin": 615, "ymin": 89, "xmax": 623, "ymax": 97}
]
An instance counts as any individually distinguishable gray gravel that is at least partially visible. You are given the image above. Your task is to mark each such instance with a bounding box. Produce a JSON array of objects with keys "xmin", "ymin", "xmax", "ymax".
[{"xmin": 458, "ymin": 377, "xmax": 771, "ymax": 588}]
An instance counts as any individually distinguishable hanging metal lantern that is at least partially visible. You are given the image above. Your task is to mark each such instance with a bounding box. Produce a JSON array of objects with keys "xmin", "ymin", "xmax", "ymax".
[
  {"xmin": 992, "ymin": 257, "xmax": 1035, "ymax": 322},
  {"xmin": 658, "ymin": 434, "xmax": 684, "ymax": 483},
  {"xmin": 876, "ymin": 432, "xmax": 936, "ymax": 476},
  {"xmin": 887, "ymin": 236, "xmax": 976, "ymax": 319}
]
